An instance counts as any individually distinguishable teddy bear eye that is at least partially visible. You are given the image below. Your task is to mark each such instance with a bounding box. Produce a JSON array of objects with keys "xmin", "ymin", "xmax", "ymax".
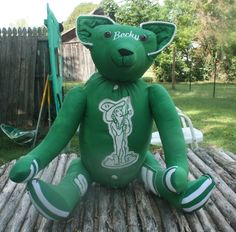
[
  {"xmin": 139, "ymin": 34, "xmax": 148, "ymax": 42},
  {"xmin": 104, "ymin": 31, "xmax": 112, "ymax": 38}
]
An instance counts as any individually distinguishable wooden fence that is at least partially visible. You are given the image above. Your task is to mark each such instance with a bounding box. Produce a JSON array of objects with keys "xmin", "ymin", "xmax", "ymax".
[
  {"xmin": 0, "ymin": 27, "xmax": 95, "ymax": 128},
  {"xmin": 0, "ymin": 27, "xmax": 49, "ymax": 127},
  {"xmin": 63, "ymin": 41, "xmax": 96, "ymax": 82}
]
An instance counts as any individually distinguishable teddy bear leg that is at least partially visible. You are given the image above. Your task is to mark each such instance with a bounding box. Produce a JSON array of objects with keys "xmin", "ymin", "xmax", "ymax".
[
  {"xmin": 27, "ymin": 158, "xmax": 91, "ymax": 221},
  {"xmin": 141, "ymin": 151, "xmax": 215, "ymax": 212}
]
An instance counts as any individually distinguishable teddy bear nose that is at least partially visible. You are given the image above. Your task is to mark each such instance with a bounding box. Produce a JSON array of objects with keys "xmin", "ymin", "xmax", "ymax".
[{"xmin": 119, "ymin": 48, "xmax": 134, "ymax": 57}]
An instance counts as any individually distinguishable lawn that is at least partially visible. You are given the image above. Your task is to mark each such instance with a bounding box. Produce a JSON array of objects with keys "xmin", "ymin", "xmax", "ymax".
[
  {"xmin": 163, "ymin": 82, "xmax": 236, "ymax": 153},
  {"xmin": 0, "ymin": 81, "xmax": 235, "ymax": 165}
]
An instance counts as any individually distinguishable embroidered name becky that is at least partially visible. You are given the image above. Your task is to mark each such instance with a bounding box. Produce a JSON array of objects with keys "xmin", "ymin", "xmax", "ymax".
[{"xmin": 113, "ymin": 31, "xmax": 139, "ymax": 41}]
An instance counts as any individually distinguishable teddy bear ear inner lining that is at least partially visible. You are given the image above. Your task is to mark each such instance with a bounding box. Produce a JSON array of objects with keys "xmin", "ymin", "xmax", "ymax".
[
  {"xmin": 140, "ymin": 21, "xmax": 176, "ymax": 56},
  {"xmin": 76, "ymin": 15, "xmax": 116, "ymax": 47}
]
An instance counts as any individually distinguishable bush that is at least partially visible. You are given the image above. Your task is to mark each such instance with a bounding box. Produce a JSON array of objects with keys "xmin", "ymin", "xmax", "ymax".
[{"xmin": 142, "ymin": 76, "xmax": 153, "ymax": 83}]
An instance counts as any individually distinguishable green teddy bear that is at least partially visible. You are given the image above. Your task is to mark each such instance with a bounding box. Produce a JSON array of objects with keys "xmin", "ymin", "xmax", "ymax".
[{"xmin": 9, "ymin": 15, "xmax": 215, "ymax": 221}]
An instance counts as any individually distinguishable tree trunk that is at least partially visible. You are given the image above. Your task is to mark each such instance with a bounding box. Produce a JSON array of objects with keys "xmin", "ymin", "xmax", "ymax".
[{"xmin": 172, "ymin": 45, "xmax": 176, "ymax": 90}]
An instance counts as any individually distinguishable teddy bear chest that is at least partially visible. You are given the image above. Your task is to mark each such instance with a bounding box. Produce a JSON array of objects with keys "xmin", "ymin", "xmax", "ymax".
[
  {"xmin": 81, "ymin": 80, "xmax": 152, "ymax": 146},
  {"xmin": 79, "ymin": 80, "xmax": 153, "ymax": 186}
]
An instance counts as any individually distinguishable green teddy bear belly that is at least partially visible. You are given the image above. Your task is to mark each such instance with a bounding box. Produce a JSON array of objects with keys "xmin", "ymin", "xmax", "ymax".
[{"xmin": 79, "ymin": 76, "xmax": 152, "ymax": 188}]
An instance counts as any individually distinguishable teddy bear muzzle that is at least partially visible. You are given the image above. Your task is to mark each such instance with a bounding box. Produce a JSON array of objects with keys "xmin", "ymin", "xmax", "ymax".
[{"xmin": 111, "ymin": 47, "xmax": 136, "ymax": 68}]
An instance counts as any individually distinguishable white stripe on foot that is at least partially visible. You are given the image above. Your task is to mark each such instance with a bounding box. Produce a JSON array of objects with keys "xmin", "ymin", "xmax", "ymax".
[
  {"xmin": 183, "ymin": 190, "xmax": 213, "ymax": 212},
  {"xmin": 141, "ymin": 167, "xmax": 159, "ymax": 196},
  {"xmin": 32, "ymin": 180, "xmax": 69, "ymax": 218},
  {"xmin": 147, "ymin": 169, "xmax": 159, "ymax": 195},
  {"xmin": 74, "ymin": 174, "xmax": 88, "ymax": 196},
  {"xmin": 182, "ymin": 178, "xmax": 213, "ymax": 204}
]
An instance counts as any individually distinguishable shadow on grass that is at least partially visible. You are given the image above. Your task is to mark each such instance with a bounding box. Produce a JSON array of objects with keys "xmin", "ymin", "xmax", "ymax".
[{"xmin": 162, "ymin": 82, "xmax": 236, "ymax": 153}]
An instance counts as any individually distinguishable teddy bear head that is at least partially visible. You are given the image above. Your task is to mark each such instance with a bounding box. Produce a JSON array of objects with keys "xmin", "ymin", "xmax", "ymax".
[{"xmin": 77, "ymin": 15, "xmax": 176, "ymax": 83}]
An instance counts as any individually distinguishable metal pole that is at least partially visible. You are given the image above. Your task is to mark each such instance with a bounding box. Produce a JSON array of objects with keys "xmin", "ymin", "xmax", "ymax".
[
  {"xmin": 172, "ymin": 45, "xmax": 176, "ymax": 90},
  {"xmin": 32, "ymin": 76, "xmax": 49, "ymax": 148},
  {"xmin": 213, "ymin": 52, "xmax": 217, "ymax": 98}
]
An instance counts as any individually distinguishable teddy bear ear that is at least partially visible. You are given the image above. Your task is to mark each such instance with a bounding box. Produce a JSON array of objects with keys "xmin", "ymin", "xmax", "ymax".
[
  {"xmin": 140, "ymin": 21, "xmax": 176, "ymax": 56},
  {"xmin": 76, "ymin": 15, "xmax": 115, "ymax": 47}
]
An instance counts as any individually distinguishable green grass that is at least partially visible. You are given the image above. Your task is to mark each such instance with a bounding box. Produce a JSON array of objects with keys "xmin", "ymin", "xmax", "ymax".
[
  {"xmin": 163, "ymin": 82, "xmax": 236, "ymax": 153},
  {"xmin": 0, "ymin": 130, "xmax": 30, "ymax": 165},
  {"xmin": 0, "ymin": 82, "xmax": 235, "ymax": 165}
]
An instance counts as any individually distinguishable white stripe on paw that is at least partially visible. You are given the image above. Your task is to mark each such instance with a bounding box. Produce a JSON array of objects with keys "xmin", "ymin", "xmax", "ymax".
[
  {"xmin": 164, "ymin": 167, "xmax": 177, "ymax": 193},
  {"xmin": 32, "ymin": 160, "xmax": 39, "ymax": 175},
  {"xmin": 23, "ymin": 160, "xmax": 39, "ymax": 183}
]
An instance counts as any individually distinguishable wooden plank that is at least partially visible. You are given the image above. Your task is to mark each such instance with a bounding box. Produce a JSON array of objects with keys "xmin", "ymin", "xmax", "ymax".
[
  {"xmin": 0, "ymin": 160, "xmax": 16, "ymax": 192},
  {"xmin": 195, "ymin": 148, "xmax": 236, "ymax": 191},
  {"xmin": 225, "ymin": 150, "xmax": 236, "ymax": 161},
  {"xmin": 16, "ymin": 28, "xmax": 28, "ymax": 126},
  {"xmin": 62, "ymin": 42, "xmax": 96, "ymax": 82},
  {"xmin": 37, "ymin": 154, "xmax": 68, "ymax": 231},
  {"xmin": 97, "ymin": 185, "xmax": 113, "ymax": 232},
  {"xmin": 112, "ymin": 189, "xmax": 127, "ymax": 232},
  {"xmin": 0, "ymin": 29, "xmax": 4, "ymax": 123},
  {"xmin": 80, "ymin": 184, "xmax": 97, "ymax": 232},
  {"xmin": 187, "ymin": 173, "xmax": 216, "ymax": 231},
  {"xmin": 207, "ymin": 199, "xmax": 235, "ymax": 232},
  {"xmin": 134, "ymin": 181, "xmax": 159, "ymax": 231},
  {"xmin": 125, "ymin": 184, "xmax": 141, "ymax": 232},
  {"xmin": 11, "ymin": 32, "xmax": 23, "ymax": 125},
  {"xmin": 0, "ymin": 162, "xmax": 10, "ymax": 176},
  {"xmin": 20, "ymin": 157, "xmax": 59, "ymax": 232},
  {"xmin": 4, "ymin": 170, "xmax": 44, "ymax": 232},
  {"xmin": 188, "ymin": 155, "xmax": 236, "ymax": 231},
  {"xmin": 26, "ymin": 37, "xmax": 37, "ymax": 126},
  {"xmin": 5, "ymin": 29, "xmax": 16, "ymax": 124},
  {"xmin": 188, "ymin": 149, "xmax": 236, "ymax": 209},
  {"xmin": 0, "ymin": 28, "xmax": 11, "ymax": 124},
  {"xmin": 206, "ymin": 147, "xmax": 236, "ymax": 178},
  {"xmin": 1, "ymin": 149, "xmax": 236, "ymax": 231},
  {"xmin": 195, "ymin": 209, "xmax": 216, "ymax": 232}
]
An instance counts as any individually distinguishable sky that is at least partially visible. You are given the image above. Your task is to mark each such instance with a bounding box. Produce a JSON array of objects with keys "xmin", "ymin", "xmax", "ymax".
[
  {"xmin": 0, "ymin": 0, "xmax": 163, "ymax": 28},
  {"xmin": 0, "ymin": 0, "xmax": 102, "ymax": 28}
]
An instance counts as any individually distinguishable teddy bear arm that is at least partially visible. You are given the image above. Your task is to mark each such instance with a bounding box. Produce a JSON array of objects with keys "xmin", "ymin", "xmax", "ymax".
[
  {"xmin": 28, "ymin": 87, "xmax": 86, "ymax": 169},
  {"xmin": 148, "ymin": 84, "xmax": 188, "ymax": 172}
]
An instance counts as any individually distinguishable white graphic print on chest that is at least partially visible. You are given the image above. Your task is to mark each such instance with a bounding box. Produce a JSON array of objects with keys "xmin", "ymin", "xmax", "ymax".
[{"xmin": 99, "ymin": 97, "xmax": 139, "ymax": 169}]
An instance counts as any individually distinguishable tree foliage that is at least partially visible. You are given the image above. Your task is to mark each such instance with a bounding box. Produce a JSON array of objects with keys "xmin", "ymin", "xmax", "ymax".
[
  {"xmin": 63, "ymin": 3, "xmax": 98, "ymax": 31},
  {"xmin": 194, "ymin": 0, "xmax": 236, "ymax": 82},
  {"xmin": 100, "ymin": 0, "xmax": 119, "ymax": 21},
  {"xmin": 66, "ymin": 0, "xmax": 236, "ymax": 82},
  {"xmin": 115, "ymin": 0, "xmax": 161, "ymax": 25}
]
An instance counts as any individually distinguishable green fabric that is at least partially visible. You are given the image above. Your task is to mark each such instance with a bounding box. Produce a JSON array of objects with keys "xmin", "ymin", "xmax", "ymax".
[
  {"xmin": 27, "ymin": 158, "xmax": 91, "ymax": 220},
  {"xmin": 10, "ymin": 87, "xmax": 86, "ymax": 182},
  {"xmin": 141, "ymin": 22, "xmax": 176, "ymax": 55},
  {"xmin": 44, "ymin": 3, "xmax": 63, "ymax": 113},
  {"xmin": 9, "ymin": 155, "xmax": 36, "ymax": 182},
  {"xmin": 142, "ymin": 152, "xmax": 215, "ymax": 212},
  {"xmin": 80, "ymin": 74, "xmax": 152, "ymax": 188},
  {"xmin": 76, "ymin": 15, "xmax": 175, "ymax": 82},
  {"xmin": 9, "ymin": 15, "xmax": 215, "ymax": 220}
]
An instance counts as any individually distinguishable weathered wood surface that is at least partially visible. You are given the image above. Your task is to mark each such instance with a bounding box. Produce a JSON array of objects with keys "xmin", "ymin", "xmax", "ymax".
[
  {"xmin": 0, "ymin": 147, "xmax": 236, "ymax": 232},
  {"xmin": 62, "ymin": 41, "xmax": 96, "ymax": 82},
  {"xmin": 0, "ymin": 27, "xmax": 49, "ymax": 127}
]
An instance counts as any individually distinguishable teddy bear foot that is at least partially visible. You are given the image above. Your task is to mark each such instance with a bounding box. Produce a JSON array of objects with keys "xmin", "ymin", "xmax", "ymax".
[
  {"xmin": 27, "ymin": 177, "xmax": 85, "ymax": 221},
  {"xmin": 181, "ymin": 174, "xmax": 215, "ymax": 213}
]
